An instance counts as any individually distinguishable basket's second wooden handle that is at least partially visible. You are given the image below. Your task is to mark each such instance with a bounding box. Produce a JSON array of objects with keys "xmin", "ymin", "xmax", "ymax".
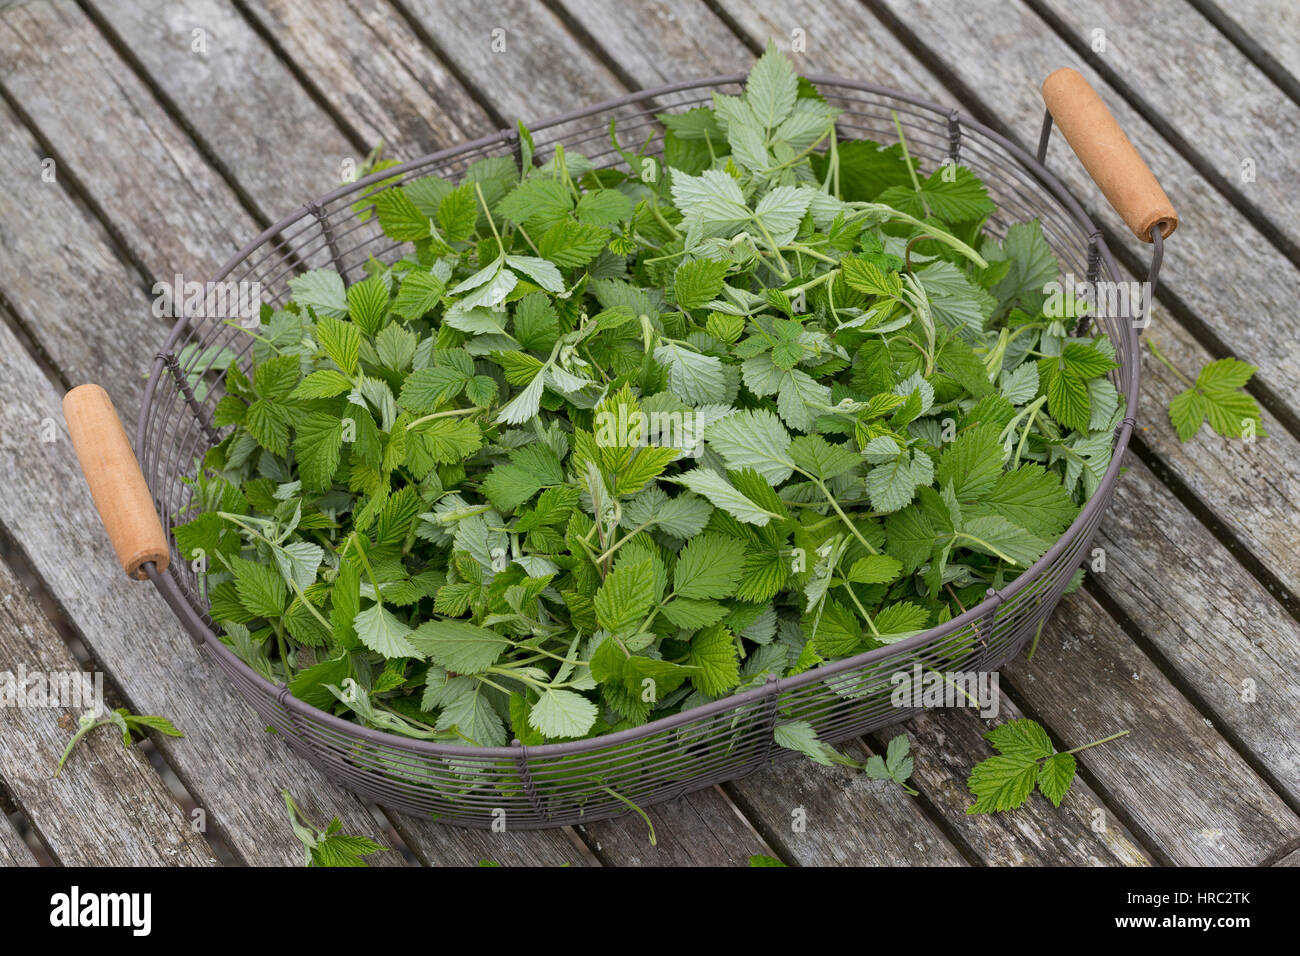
[
  {"xmin": 63, "ymin": 384, "xmax": 169, "ymax": 580},
  {"xmin": 1042, "ymin": 68, "xmax": 1177, "ymax": 242}
]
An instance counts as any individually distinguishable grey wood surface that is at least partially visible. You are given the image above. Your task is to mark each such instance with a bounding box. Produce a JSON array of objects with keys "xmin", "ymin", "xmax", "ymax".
[
  {"xmin": 0, "ymin": 814, "xmax": 39, "ymax": 867},
  {"xmin": 0, "ymin": 558, "xmax": 217, "ymax": 866},
  {"xmin": 0, "ymin": 0, "xmax": 1296, "ymax": 867}
]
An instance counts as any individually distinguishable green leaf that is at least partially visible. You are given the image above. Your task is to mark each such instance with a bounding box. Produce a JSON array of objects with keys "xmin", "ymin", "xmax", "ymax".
[
  {"xmin": 410, "ymin": 619, "xmax": 510, "ymax": 674},
  {"xmin": 314, "ymin": 315, "xmax": 361, "ymax": 376},
  {"xmin": 289, "ymin": 269, "xmax": 347, "ymax": 319},
  {"xmin": 935, "ymin": 422, "xmax": 1003, "ymax": 500},
  {"xmin": 353, "ymin": 602, "xmax": 421, "ymax": 659},
  {"xmin": 1036, "ymin": 752, "xmax": 1077, "ymax": 807},
  {"xmin": 528, "ymin": 688, "xmax": 598, "ymax": 739},
  {"xmin": 744, "ymin": 40, "xmax": 798, "ymax": 130},
  {"xmin": 346, "ymin": 275, "xmax": 389, "ymax": 333},
  {"xmin": 373, "ymin": 186, "xmax": 430, "ymax": 241},
  {"xmin": 674, "ymin": 258, "xmax": 728, "ymax": 310},
  {"xmin": 959, "ymin": 514, "xmax": 1050, "ymax": 568},
  {"xmin": 966, "ymin": 464, "xmax": 1076, "ymax": 538},
  {"xmin": 390, "ymin": 270, "xmax": 445, "ymax": 322},
  {"xmin": 966, "ymin": 754, "xmax": 1040, "ymax": 814},
  {"xmin": 438, "ymin": 183, "xmax": 478, "ymax": 242},
  {"xmin": 674, "ymin": 532, "xmax": 746, "ymax": 599},
  {"xmin": 481, "ymin": 445, "xmax": 563, "ymax": 512},
  {"xmin": 704, "ymin": 409, "xmax": 794, "ymax": 483},
  {"xmin": 873, "ymin": 601, "xmax": 928, "ymax": 637},
  {"xmin": 654, "ymin": 341, "xmax": 728, "ymax": 404},
  {"xmin": 687, "ymin": 624, "xmax": 740, "ymax": 696},
  {"xmin": 1042, "ymin": 361, "xmax": 1091, "ymax": 432},
  {"xmin": 498, "ymin": 177, "xmax": 573, "ymax": 231},
  {"xmin": 294, "ymin": 412, "xmax": 344, "ymax": 491},
  {"xmin": 985, "ymin": 718, "xmax": 1054, "ymax": 759},
  {"xmin": 671, "ymin": 468, "xmax": 783, "ymax": 526},
  {"xmin": 594, "ymin": 558, "xmax": 656, "ymax": 634},
  {"xmin": 538, "ymin": 220, "xmax": 609, "ymax": 267},
  {"xmin": 291, "ymin": 369, "xmax": 353, "ymax": 401},
  {"xmin": 231, "ymin": 555, "xmax": 287, "ymax": 619},
  {"xmin": 788, "ymin": 434, "xmax": 858, "ymax": 481},
  {"xmin": 846, "ymin": 554, "xmax": 902, "ymax": 584}
]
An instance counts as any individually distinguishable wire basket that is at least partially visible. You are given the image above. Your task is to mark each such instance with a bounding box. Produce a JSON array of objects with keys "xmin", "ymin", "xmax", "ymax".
[{"xmin": 119, "ymin": 74, "xmax": 1167, "ymax": 829}]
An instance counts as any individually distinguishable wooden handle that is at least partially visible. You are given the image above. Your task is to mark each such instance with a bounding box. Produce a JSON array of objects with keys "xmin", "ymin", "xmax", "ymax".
[
  {"xmin": 63, "ymin": 384, "xmax": 169, "ymax": 580},
  {"xmin": 1042, "ymin": 68, "xmax": 1177, "ymax": 242}
]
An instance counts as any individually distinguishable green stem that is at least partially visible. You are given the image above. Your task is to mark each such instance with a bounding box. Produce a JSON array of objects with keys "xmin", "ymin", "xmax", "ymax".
[
  {"xmin": 1145, "ymin": 339, "xmax": 1195, "ymax": 388},
  {"xmin": 1063, "ymin": 729, "xmax": 1130, "ymax": 756},
  {"xmin": 891, "ymin": 109, "xmax": 928, "ymax": 217},
  {"xmin": 474, "ymin": 181, "xmax": 505, "ymax": 255},
  {"xmin": 405, "ymin": 405, "xmax": 483, "ymax": 430}
]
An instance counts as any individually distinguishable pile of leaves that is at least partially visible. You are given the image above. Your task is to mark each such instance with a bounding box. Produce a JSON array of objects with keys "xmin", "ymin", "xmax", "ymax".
[{"xmin": 175, "ymin": 45, "xmax": 1124, "ymax": 750}]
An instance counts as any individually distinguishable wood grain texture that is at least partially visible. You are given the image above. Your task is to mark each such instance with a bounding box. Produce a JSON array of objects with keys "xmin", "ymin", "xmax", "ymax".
[
  {"xmin": 0, "ymin": 0, "xmax": 256, "ymax": 274},
  {"xmin": 85, "ymin": 0, "xmax": 360, "ymax": 211},
  {"xmin": 0, "ymin": 557, "xmax": 216, "ymax": 866},
  {"xmin": 1005, "ymin": 588, "xmax": 1300, "ymax": 865},
  {"xmin": 0, "ymin": 98, "xmax": 158, "ymax": 411},
  {"xmin": 1189, "ymin": 0, "xmax": 1300, "ymax": 97},
  {"xmin": 726, "ymin": 740, "xmax": 966, "ymax": 866},
  {"xmin": 1091, "ymin": 456, "xmax": 1300, "ymax": 804},
  {"xmin": 555, "ymin": 0, "xmax": 754, "ymax": 84},
  {"xmin": 238, "ymin": 0, "xmax": 494, "ymax": 155},
  {"xmin": 580, "ymin": 785, "xmax": 775, "ymax": 866},
  {"xmin": 393, "ymin": 0, "xmax": 627, "ymax": 124},
  {"xmin": 1037, "ymin": 0, "xmax": 1299, "ymax": 245},
  {"xmin": 0, "ymin": 812, "xmax": 40, "ymax": 866},
  {"xmin": 0, "ymin": 317, "xmax": 407, "ymax": 867},
  {"xmin": 892, "ymin": 699, "xmax": 1152, "ymax": 865},
  {"xmin": 391, "ymin": 816, "xmax": 595, "ymax": 867}
]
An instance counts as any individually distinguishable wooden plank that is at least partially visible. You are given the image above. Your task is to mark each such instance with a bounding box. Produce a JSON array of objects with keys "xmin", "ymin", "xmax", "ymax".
[
  {"xmin": 1005, "ymin": 588, "xmax": 1300, "ymax": 865},
  {"xmin": 0, "ymin": 313, "xmax": 407, "ymax": 867},
  {"xmin": 1191, "ymin": 0, "xmax": 1300, "ymax": 87},
  {"xmin": 0, "ymin": 558, "xmax": 217, "ymax": 866},
  {"xmin": 892, "ymin": 700, "xmax": 1153, "ymax": 865},
  {"xmin": 84, "ymin": 0, "xmax": 360, "ymax": 211},
  {"xmin": 1275, "ymin": 846, "xmax": 1300, "ymax": 866},
  {"xmin": 1034, "ymin": 0, "xmax": 1300, "ymax": 253},
  {"xmin": 553, "ymin": 0, "xmax": 753, "ymax": 84},
  {"xmin": 391, "ymin": 0, "xmax": 629, "ymax": 137},
  {"xmin": 0, "ymin": 1, "xmax": 256, "ymax": 276},
  {"xmin": 392, "ymin": 819, "xmax": 596, "ymax": 867},
  {"xmin": 1090, "ymin": 456, "xmax": 1300, "ymax": 802},
  {"xmin": 0, "ymin": 100, "xmax": 159, "ymax": 409},
  {"xmin": 580, "ymin": 785, "xmax": 774, "ymax": 866},
  {"xmin": 237, "ymin": 0, "xmax": 493, "ymax": 156},
  {"xmin": 0, "ymin": 813, "xmax": 40, "ymax": 867},
  {"xmin": 726, "ymin": 741, "xmax": 966, "ymax": 865}
]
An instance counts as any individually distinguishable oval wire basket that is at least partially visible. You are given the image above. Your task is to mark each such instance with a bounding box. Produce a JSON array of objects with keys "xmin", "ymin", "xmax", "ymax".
[{"xmin": 125, "ymin": 74, "xmax": 1158, "ymax": 829}]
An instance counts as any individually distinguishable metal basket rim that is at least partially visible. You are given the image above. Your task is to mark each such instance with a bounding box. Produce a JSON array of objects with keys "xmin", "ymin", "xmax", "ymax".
[{"xmin": 138, "ymin": 73, "xmax": 1139, "ymax": 761}]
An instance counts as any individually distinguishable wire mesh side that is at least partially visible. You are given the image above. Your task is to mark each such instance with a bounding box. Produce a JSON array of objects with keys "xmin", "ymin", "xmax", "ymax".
[{"xmin": 139, "ymin": 77, "xmax": 1140, "ymax": 828}]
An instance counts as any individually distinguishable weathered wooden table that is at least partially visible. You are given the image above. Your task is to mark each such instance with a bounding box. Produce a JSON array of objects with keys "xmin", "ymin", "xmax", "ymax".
[{"xmin": 2, "ymin": 0, "xmax": 1298, "ymax": 867}]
